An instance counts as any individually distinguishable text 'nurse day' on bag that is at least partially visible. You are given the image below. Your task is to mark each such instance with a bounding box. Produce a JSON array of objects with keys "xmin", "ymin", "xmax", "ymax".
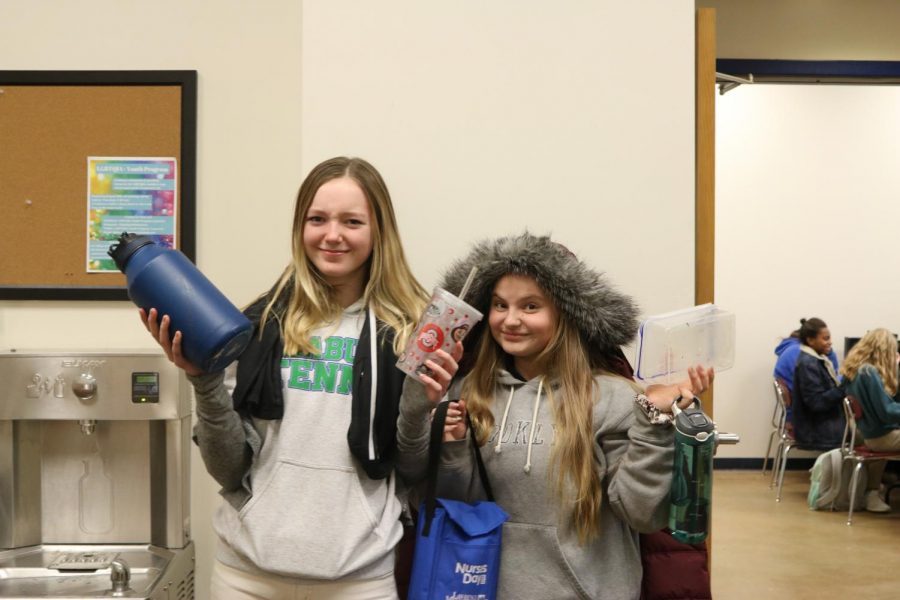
[{"xmin": 408, "ymin": 401, "xmax": 508, "ymax": 600}]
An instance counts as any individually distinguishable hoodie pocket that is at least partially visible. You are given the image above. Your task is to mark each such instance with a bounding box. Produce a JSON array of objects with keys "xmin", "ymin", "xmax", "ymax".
[
  {"xmin": 229, "ymin": 459, "xmax": 388, "ymax": 579},
  {"xmin": 498, "ymin": 522, "xmax": 590, "ymax": 599}
]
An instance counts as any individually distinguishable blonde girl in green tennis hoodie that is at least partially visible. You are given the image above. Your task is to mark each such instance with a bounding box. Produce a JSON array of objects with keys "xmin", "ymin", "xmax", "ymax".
[{"xmin": 143, "ymin": 157, "xmax": 428, "ymax": 599}]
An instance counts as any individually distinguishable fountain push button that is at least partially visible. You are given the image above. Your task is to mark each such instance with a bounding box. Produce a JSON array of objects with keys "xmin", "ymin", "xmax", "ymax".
[{"xmin": 72, "ymin": 373, "xmax": 97, "ymax": 400}]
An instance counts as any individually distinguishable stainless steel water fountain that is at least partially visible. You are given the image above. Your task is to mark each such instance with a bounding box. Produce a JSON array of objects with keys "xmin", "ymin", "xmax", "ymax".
[{"xmin": 0, "ymin": 351, "xmax": 195, "ymax": 599}]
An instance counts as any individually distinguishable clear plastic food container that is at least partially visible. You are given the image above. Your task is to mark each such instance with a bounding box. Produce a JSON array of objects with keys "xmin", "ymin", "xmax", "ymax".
[{"xmin": 634, "ymin": 303, "xmax": 735, "ymax": 383}]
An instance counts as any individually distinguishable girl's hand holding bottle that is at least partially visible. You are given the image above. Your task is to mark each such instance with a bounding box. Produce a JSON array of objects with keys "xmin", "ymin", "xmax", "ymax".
[
  {"xmin": 645, "ymin": 365, "xmax": 714, "ymax": 412},
  {"xmin": 418, "ymin": 342, "xmax": 467, "ymax": 441},
  {"xmin": 139, "ymin": 308, "xmax": 205, "ymax": 377},
  {"xmin": 417, "ymin": 341, "xmax": 463, "ymax": 403}
]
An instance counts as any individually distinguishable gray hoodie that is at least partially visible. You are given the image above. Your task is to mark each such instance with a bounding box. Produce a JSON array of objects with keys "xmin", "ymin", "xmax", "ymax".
[
  {"xmin": 396, "ymin": 232, "xmax": 677, "ymax": 599},
  {"xmin": 397, "ymin": 370, "xmax": 673, "ymax": 600},
  {"xmin": 191, "ymin": 300, "xmax": 402, "ymax": 581}
]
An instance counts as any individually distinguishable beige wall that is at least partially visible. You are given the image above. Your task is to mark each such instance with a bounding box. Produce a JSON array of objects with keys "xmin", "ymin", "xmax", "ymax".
[
  {"xmin": 1, "ymin": 1, "xmax": 696, "ymax": 596},
  {"xmin": 299, "ymin": 1, "xmax": 696, "ymax": 312},
  {"xmin": 698, "ymin": 0, "xmax": 900, "ymax": 59}
]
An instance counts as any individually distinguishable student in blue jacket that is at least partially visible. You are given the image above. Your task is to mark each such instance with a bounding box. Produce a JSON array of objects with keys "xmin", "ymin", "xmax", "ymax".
[
  {"xmin": 792, "ymin": 318, "xmax": 845, "ymax": 448},
  {"xmin": 774, "ymin": 318, "xmax": 839, "ymax": 393},
  {"xmin": 842, "ymin": 328, "xmax": 900, "ymax": 513}
]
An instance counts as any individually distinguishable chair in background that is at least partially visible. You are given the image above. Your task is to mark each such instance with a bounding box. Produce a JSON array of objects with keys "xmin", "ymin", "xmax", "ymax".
[
  {"xmin": 839, "ymin": 395, "xmax": 900, "ymax": 525},
  {"xmin": 773, "ymin": 383, "xmax": 836, "ymax": 502},
  {"xmin": 763, "ymin": 379, "xmax": 790, "ymax": 476}
]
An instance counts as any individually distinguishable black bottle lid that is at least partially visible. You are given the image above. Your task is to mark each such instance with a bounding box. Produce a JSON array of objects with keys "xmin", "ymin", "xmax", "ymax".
[
  {"xmin": 673, "ymin": 398, "xmax": 716, "ymax": 438},
  {"xmin": 107, "ymin": 232, "xmax": 155, "ymax": 273}
]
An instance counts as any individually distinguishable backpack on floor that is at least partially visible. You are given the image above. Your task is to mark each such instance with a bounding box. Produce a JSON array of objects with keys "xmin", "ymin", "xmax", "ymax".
[{"xmin": 808, "ymin": 448, "xmax": 867, "ymax": 511}]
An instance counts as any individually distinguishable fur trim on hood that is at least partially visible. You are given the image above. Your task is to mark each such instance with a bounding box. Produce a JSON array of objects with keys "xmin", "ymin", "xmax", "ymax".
[{"xmin": 441, "ymin": 232, "xmax": 640, "ymax": 365}]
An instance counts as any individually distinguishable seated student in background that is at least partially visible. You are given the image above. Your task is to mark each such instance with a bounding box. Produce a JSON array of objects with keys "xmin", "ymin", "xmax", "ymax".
[
  {"xmin": 774, "ymin": 317, "xmax": 840, "ymax": 394},
  {"xmin": 792, "ymin": 317, "xmax": 845, "ymax": 448},
  {"xmin": 842, "ymin": 328, "xmax": 900, "ymax": 513}
]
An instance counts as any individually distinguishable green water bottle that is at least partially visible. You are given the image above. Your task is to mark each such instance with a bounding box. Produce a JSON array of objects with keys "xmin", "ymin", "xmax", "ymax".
[{"xmin": 669, "ymin": 399, "xmax": 716, "ymax": 544}]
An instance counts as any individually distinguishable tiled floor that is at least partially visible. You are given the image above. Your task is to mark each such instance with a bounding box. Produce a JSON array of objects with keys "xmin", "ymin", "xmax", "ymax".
[{"xmin": 711, "ymin": 469, "xmax": 900, "ymax": 599}]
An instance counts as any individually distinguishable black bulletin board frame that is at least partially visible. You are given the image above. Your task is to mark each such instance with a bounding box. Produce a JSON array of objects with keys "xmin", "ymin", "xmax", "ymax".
[{"xmin": 0, "ymin": 70, "xmax": 197, "ymax": 301}]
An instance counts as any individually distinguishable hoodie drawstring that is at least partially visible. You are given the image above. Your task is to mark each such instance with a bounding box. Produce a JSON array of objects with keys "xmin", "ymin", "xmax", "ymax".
[
  {"xmin": 494, "ymin": 379, "xmax": 545, "ymax": 474},
  {"xmin": 524, "ymin": 378, "xmax": 544, "ymax": 474},
  {"xmin": 494, "ymin": 387, "xmax": 515, "ymax": 454}
]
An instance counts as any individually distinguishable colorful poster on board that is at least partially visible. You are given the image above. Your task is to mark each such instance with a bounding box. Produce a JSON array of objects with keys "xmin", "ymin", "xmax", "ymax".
[{"xmin": 87, "ymin": 157, "xmax": 177, "ymax": 272}]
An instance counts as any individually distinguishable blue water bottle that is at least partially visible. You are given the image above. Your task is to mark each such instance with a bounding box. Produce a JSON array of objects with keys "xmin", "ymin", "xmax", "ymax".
[{"xmin": 109, "ymin": 232, "xmax": 252, "ymax": 373}]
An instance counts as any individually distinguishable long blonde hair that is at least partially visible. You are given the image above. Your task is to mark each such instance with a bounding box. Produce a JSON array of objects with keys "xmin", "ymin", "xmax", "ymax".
[
  {"xmin": 260, "ymin": 157, "xmax": 427, "ymax": 355},
  {"xmin": 464, "ymin": 314, "xmax": 606, "ymax": 544},
  {"xmin": 841, "ymin": 328, "xmax": 899, "ymax": 396}
]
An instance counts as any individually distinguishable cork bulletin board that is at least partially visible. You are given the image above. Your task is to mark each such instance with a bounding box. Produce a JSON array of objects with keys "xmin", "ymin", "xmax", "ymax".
[{"xmin": 0, "ymin": 70, "xmax": 197, "ymax": 300}]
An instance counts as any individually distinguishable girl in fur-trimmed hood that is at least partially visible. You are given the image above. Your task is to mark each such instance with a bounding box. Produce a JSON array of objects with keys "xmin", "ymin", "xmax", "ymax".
[
  {"xmin": 396, "ymin": 232, "xmax": 712, "ymax": 600},
  {"xmin": 442, "ymin": 231, "xmax": 640, "ymax": 376}
]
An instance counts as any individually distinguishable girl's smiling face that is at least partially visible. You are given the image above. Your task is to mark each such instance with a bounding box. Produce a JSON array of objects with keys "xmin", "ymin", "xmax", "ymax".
[
  {"xmin": 489, "ymin": 274, "xmax": 559, "ymax": 380},
  {"xmin": 807, "ymin": 327, "xmax": 832, "ymax": 356},
  {"xmin": 302, "ymin": 177, "xmax": 374, "ymax": 290}
]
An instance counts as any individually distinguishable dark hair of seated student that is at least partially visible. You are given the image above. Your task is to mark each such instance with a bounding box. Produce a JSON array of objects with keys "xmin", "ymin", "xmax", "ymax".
[{"xmin": 798, "ymin": 318, "xmax": 828, "ymax": 349}]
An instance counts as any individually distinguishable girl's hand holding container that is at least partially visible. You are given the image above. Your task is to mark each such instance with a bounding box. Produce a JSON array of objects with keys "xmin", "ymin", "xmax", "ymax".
[
  {"xmin": 645, "ymin": 365, "xmax": 714, "ymax": 413},
  {"xmin": 419, "ymin": 342, "xmax": 466, "ymax": 442},
  {"xmin": 416, "ymin": 342, "xmax": 463, "ymax": 404},
  {"xmin": 110, "ymin": 232, "xmax": 252, "ymax": 374},
  {"xmin": 139, "ymin": 307, "xmax": 205, "ymax": 377}
]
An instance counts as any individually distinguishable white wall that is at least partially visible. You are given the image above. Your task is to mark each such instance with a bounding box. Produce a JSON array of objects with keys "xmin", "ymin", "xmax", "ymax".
[
  {"xmin": 715, "ymin": 84, "xmax": 900, "ymax": 459},
  {"xmin": 299, "ymin": 2, "xmax": 696, "ymax": 311},
  {"xmin": 1, "ymin": 1, "xmax": 696, "ymax": 596}
]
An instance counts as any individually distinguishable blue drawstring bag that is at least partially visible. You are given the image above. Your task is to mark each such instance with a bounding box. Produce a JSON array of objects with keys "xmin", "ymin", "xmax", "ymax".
[{"xmin": 408, "ymin": 401, "xmax": 508, "ymax": 600}]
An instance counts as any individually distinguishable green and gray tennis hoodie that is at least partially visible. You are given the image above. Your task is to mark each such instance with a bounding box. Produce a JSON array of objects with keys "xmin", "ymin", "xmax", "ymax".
[
  {"xmin": 190, "ymin": 300, "xmax": 402, "ymax": 581},
  {"xmin": 398, "ymin": 371, "xmax": 673, "ymax": 600}
]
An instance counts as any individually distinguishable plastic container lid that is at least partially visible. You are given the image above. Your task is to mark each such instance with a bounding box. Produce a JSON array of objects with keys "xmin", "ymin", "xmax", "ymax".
[{"xmin": 634, "ymin": 303, "xmax": 735, "ymax": 383}]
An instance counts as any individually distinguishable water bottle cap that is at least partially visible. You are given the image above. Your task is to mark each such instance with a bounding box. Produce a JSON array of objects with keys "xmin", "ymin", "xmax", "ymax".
[
  {"xmin": 107, "ymin": 232, "xmax": 156, "ymax": 273},
  {"xmin": 674, "ymin": 406, "xmax": 716, "ymax": 438}
]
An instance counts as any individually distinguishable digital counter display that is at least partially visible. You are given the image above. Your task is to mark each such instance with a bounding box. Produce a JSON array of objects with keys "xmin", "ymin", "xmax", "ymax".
[{"xmin": 132, "ymin": 372, "xmax": 160, "ymax": 403}]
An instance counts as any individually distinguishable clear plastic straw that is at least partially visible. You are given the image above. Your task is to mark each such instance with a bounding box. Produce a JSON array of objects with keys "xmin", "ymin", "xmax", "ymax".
[{"xmin": 458, "ymin": 266, "xmax": 478, "ymax": 302}]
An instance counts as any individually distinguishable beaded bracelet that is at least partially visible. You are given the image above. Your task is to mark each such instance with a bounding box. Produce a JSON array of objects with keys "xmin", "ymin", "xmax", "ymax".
[{"xmin": 634, "ymin": 393, "xmax": 675, "ymax": 426}]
